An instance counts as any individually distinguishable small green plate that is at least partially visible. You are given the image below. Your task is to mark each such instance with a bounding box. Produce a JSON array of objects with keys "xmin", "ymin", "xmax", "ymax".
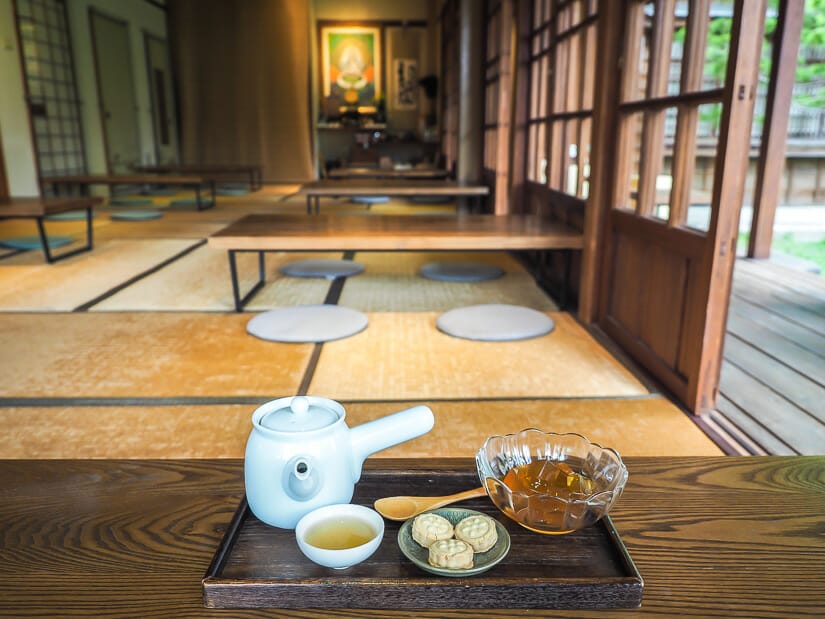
[{"xmin": 397, "ymin": 507, "xmax": 511, "ymax": 578}]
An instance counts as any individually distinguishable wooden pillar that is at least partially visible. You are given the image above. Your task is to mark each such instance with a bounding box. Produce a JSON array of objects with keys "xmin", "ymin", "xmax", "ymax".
[
  {"xmin": 457, "ymin": 0, "xmax": 483, "ymax": 205},
  {"xmin": 579, "ymin": 2, "xmax": 625, "ymax": 323},
  {"xmin": 748, "ymin": 0, "xmax": 804, "ymax": 258}
]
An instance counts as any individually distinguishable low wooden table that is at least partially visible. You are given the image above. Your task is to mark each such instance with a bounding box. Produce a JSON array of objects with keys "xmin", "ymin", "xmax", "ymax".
[
  {"xmin": 2, "ymin": 456, "xmax": 823, "ymax": 617},
  {"xmin": 42, "ymin": 173, "xmax": 217, "ymax": 210},
  {"xmin": 208, "ymin": 213, "xmax": 584, "ymax": 311},
  {"xmin": 133, "ymin": 163, "xmax": 263, "ymax": 190},
  {"xmin": 298, "ymin": 179, "xmax": 489, "ymax": 214},
  {"xmin": 0, "ymin": 196, "xmax": 102, "ymax": 262},
  {"xmin": 327, "ymin": 166, "xmax": 450, "ymax": 180}
]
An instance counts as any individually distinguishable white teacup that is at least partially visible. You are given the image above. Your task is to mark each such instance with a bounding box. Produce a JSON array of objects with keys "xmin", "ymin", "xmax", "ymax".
[{"xmin": 295, "ymin": 503, "xmax": 384, "ymax": 569}]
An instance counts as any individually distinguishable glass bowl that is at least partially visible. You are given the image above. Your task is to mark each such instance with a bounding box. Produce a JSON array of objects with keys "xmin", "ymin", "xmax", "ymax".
[{"xmin": 476, "ymin": 429, "xmax": 628, "ymax": 535}]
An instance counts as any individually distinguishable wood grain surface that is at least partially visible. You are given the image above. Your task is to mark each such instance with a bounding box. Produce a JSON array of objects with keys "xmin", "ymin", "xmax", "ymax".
[
  {"xmin": 1, "ymin": 457, "xmax": 824, "ymax": 618},
  {"xmin": 0, "ymin": 196, "xmax": 102, "ymax": 217},
  {"xmin": 208, "ymin": 213, "xmax": 584, "ymax": 251},
  {"xmin": 299, "ymin": 179, "xmax": 489, "ymax": 196}
]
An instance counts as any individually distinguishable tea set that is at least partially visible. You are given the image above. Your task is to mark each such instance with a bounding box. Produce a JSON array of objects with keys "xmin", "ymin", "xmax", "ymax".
[{"xmin": 243, "ymin": 395, "xmax": 628, "ymax": 571}]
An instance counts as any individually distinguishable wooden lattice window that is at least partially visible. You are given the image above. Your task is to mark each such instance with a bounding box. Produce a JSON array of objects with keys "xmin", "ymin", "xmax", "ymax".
[
  {"xmin": 614, "ymin": 0, "xmax": 726, "ymax": 231},
  {"xmin": 525, "ymin": 0, "xmax": 598, "ymax": 198},
  {"xmin": 14, "ymin": 0, "xmax": 87, "ymax": 192}
]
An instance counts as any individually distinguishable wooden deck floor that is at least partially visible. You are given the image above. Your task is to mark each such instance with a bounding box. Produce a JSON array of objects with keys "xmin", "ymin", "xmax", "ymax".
[{"xmin": 710, "ymin": 258, "xmax": 825, "ymax": 455}]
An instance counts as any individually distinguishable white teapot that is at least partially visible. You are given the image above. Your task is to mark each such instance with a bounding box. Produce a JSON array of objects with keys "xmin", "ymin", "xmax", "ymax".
[{"xmin": 244, "ymin": 395, "xmax": 434, "ymax": 529}]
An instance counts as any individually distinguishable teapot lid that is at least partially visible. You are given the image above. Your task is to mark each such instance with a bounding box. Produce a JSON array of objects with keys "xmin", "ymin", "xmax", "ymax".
[{"xmin": 259, "ymin": 396, "xmax": 340, "ymax": 432}]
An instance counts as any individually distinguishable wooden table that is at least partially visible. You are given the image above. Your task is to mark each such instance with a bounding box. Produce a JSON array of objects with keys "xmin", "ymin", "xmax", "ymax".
[
  {"xmin": 208, "ymin": 213, "xmax": 584, "ymax": 311},
  {"xmin": 298, "ymin": 179, "xmax": 489, "ymax": 214},
  {"xmin": 41, "ymin": 174, "xmax": 217, "ymax": 210},
  {"xmin": 0, "ymin": 196, "xmax": 102, "ymax": 262},
  {"xmin": 327, "ymin": 166, "xmax": 450, "ymax": 180},
  {"xmin": 133, "ymin": 164, "xmax": 263, "ymax": 190},
  {"xmin": 1, "ymin": 457, "xmax": 823, "ymax": 617}
]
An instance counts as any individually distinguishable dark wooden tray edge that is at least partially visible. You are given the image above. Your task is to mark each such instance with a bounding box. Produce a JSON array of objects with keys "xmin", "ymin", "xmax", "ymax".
[{"xmin": 202, "ymin": 501, "xmax": 643, "ymax": 610}]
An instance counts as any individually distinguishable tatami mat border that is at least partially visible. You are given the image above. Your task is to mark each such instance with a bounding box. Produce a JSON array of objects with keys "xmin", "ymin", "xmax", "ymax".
[
  {"xmin": 74, "ymin": 239, "xmax": 206, "ymax": 311},
  {"xmin": 0, "ymin": 393, "xmax": 665, "ymax": 407}
]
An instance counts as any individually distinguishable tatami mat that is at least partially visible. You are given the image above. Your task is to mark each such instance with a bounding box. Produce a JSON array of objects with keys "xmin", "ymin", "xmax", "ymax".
[
  {"xmin": 0, "ymin": 313, "xmax": 313, "ymax": 398},
  {"xmin": 93, "ymin": 246, "xmax": 337, "ymax": 312},
  {"xmin": 339, "ymin": 251, "xmax": 557, "ymax": 312},
  {"xmin": 0, "ymin": 396, "xmax": 721, "ymax": 459},
  {"xmin": 0, "ymin": 239, "xmax": 199, "ymax": 311},
  {"xmin": 309, "ymin": 312, "xmax": 648, "ymax": 400}
]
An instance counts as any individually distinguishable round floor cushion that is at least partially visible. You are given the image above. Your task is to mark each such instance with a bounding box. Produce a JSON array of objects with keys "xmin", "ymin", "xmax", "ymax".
[
  {"xmin": 0, "ymin": 235, "xmax": 73, "ymax": 250},
  {"xmin": 436, "ymin": 304, "xmax": 555, "ymax": 341},
  {"xmin": 280, "ymin": 259, "xmax": 365, "ymax": 279},
  {"xmin": 45, "ymin": 211, "xmax": 95, "ymax": 221},
  {"xmin": 246, "ymin": 305, "xmax": 368, "ymax": 343},
  {"xmin": 351, "ymin": 195, "xmax": 389, "ymax": 204},
  {"xmin": 419, "ymin": 261, "xmax": 505, "ymax": 282},
  {"xmin": 217, "ymin": 187, "xmax": 250, "ymax": 196},
  {"xmin": 110, "ymin": 210, "xmax": 163, "ymax": 221}
]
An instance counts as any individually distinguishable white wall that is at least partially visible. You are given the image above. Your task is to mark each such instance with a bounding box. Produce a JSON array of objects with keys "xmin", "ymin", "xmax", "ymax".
[
  {"xmin": 0, "ymin": 0, "xmax": 39, "ymax": 196},
  {"xmin": 66, "ymin": 0, "xmax": 170, "ymax": 173}
]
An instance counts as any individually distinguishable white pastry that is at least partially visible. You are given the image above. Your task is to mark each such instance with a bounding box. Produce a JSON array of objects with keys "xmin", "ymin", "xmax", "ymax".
[
  {"xmin": 428, "ymin": 538, "xmax": 474, "ymax": 569},
  {"xmin": 412, "ymin": 512, "xmax": 454, "ymax": 547},
  {"xmin": 454, "ymin": 513, "xmax": 498, "ymax": 553}
]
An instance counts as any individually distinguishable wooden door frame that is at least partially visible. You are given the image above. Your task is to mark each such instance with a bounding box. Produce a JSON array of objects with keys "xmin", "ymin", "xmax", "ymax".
[
  {"xmin": 142, "ymin": 30, "xmax": 176, "ymax": 165},
  {"xmin": 0, "ymin": 124, "xmax": 8, "ymax": 199},
  {"xmin": 88, "ymin": 8, "xmax": 139, "ymax": 175},
  {"xmin": 589, "ymin": 0, "xmax": 766, "ymax": 414}
]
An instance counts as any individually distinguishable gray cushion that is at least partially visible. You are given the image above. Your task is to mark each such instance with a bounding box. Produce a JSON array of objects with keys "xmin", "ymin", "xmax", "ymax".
[
  {"xmin": 246, "ymin": 305, "xmax": 368, "ymax": 343},
  {"xmin": 436, "ymin": 304, "xmax": 555, "ymax": 341},
  {"xmin": 169, "ymin": 198, "xmax": 215, "ymax": 208},
  {"xmin": 280, "ymin": 259, "xmax": 365, "ymax": 279},
  {"xmin": 419, "ymin": 261, "xmax": 504, "ymax": 282},
  {"xmin": 0, "ymin": 235, "xmax": 73, "ymax": 250},
  {"xmin": 45, "ymin": 211, "xmax": 95, "ymax": 221},
  {"xmin": 217, "ymin": 188, "xmax": 250, "ymax": 196},
  {"xmin": 351, "ymin": 196, "xmax": 389, "ymax": 204},
  {"xmin": 110, "ymin": 210, "xmax": 163, "ymax": 221}
]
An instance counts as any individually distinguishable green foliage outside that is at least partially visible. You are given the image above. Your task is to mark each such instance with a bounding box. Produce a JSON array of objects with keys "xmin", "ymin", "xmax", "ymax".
[
  {"xmin": 739, "ymin": 232, "xmax": 825, "ymax": 276},
  {"xmin": 674, "ymin": 0, "xmax": 825, "ymax": 130}
]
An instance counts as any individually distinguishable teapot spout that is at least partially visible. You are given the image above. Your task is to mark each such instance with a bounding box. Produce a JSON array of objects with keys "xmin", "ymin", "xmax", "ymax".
[
  {"xmin": 349, "ymin": 405, "xmax": 434, "ymax": 481},
  {"xmin": 286, "ymin": 457, "xmax": 321, "ymax": 501}
]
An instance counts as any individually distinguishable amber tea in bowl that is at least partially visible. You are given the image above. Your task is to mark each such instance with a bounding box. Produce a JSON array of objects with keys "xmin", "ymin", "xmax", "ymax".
[{"xmin": 476, "ymin": 429, "xmax": 628, "ymax": 535}]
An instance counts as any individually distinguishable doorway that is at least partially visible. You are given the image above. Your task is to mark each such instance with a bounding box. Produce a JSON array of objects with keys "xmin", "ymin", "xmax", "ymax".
[{"xmin": 89, "ymin": 9, "xmax": 141, "ymax": 174}]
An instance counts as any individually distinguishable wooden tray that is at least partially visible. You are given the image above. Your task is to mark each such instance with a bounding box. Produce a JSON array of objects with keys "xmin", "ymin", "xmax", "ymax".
[{"xmin": 202, "ymin": 466, "xmax": 643, "ymax": 609}]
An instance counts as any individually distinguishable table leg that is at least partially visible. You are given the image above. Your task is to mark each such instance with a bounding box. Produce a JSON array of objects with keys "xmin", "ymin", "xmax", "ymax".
[
  {"xmin": 306, "ymin": 195, "xmax": 312, "ymax": 215},
  {"xmin": 34, "ymin": 206, "xmax": 94, "ymax": 264},
  {"xmin": 228, "ymin": 250, "xmax": 266, "ymax": 312}
]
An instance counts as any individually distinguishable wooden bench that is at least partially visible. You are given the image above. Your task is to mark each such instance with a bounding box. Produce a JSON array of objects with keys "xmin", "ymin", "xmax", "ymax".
[
  {"xmin": 133, "ymin": 164, "xmax": 262, "ymax": 191},
  {"xmin": 41, "ymin": 174, "xmax": 217, "ymax": 210},
  {"xmin": 208, "ymin": 213, "xmax": 584, "ymax": 311},
  {"xmin": 0, "ymin": 196, "xmax": 102, "ymax": 262},
  {"xmin": 298, "ymin": 179, "xmax": 489, "ymax": 214}
]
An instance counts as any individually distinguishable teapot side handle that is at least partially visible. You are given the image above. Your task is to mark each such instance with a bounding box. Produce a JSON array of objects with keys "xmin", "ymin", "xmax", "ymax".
[{"xmin": 348, "ymin": 405, "xmax": 435, "ymax": 480}]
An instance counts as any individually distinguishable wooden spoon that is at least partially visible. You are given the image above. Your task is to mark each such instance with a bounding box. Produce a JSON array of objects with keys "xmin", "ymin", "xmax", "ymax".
[{"xmin": 373, "ymin": 487, "xmax": 487, "ymax": 521}]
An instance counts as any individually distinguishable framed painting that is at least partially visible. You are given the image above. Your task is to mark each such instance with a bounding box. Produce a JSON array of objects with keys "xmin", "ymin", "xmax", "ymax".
[{"xmin": 321, "ymin": 25, "xmax": 382, "ymax": 107}]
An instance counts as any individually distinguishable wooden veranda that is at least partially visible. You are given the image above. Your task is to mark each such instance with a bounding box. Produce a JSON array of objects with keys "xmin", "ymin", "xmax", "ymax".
[{"xmin": 708, "ymin": 259, "xmax": 825, "ymax": 455}]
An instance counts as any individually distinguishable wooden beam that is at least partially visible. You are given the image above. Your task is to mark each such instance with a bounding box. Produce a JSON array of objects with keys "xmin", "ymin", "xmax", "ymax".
[{"xmin": 748, "ymin": 0, "xmax": 805, "ymax": 258}]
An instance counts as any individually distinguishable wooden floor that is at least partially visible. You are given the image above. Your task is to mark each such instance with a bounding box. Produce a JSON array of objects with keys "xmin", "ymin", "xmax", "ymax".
[{"xmin": 710, "ymin": 258, "xmax": 825, "ymax": 455}]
